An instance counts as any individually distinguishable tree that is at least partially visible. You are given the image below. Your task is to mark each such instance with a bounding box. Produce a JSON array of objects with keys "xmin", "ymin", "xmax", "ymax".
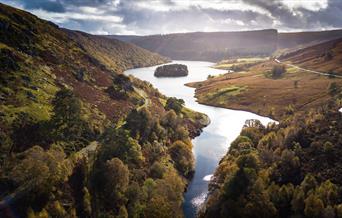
[
  {"xmin": 224, "ymin": 153, "xmax": 259, "ymax": 200},
  {"xmin": 50, "ymin": 88, "xmax": 92, "ymax": 150},
  {"xmin": 304, "ymin": 193, "xmax": 324, "ymax": 218},
  {"xmin": 100, "ymin": 128, "xmax": 143, "ymax": 166},
  {"xmin": 150, "ymin": 161, "xmax": 166, "ymax": 179},
  {"xmin": 291, "ymin": 187, "xmax": 305, "ymax": 214},
  {"xmin": 103, "ymin": 158, "xmax": 129, "ymax": 208},
  {"xmin": 106, "ymin": 75, "xmax": 133, "ymax": 100},
  {"xmin": 273, "ymin": 149, "xmax": 301, "ymax": 184},
  {"xmin": 124, "ymin": 108, "xmax": 154, "ymax": 143},
  {"xmin": 271, "ymin": 64, "xmax": 286, "ymax": 78},
  {"xmin": 230, "ymin": 136, "xmax": 253, "ymax": 152},
  {"xmin": 165, "ymin": 97, "xmax": 185, "ymax": 114},
  {"xmin": 329, "ymin": 82, "xmax": 340, "ymax": 96},
  {"xmin": 169, "ymin": 140, "xmax": 194, "ymax": 177},
  {"xmin": 10, "ymin": 145, "xmax": 68, "ymax": 202},
  {"xmin": 300, "ymin": 174, "xmax": 317, "ymax": 194}
]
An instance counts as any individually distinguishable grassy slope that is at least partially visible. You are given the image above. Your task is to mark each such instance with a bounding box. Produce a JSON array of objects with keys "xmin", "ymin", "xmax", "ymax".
[
  {"xmin": 0, "ymin": 3, "xmax": 207, "ymax": 217},
  {"xmin": 188, "ymin": 39, "xmax": 342, "ymax": 120},
  {"xmin": 278, "ymin": 37, "xmax": 342, "ymax": 75},
  {"xmin": 0, "ymin": 2, "xmax": 168, "ymax": 123}
]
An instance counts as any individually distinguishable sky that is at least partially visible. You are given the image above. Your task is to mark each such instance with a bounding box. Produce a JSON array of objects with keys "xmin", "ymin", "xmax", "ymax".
[{"xmin": 1, "ymin": 0, "xmax": 342, "ymax": 35}]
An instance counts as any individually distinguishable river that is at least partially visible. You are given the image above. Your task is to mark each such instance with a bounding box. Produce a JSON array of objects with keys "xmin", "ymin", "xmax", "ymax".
[{"xmin": 124, "ymin": 60, "xmax": 275, "ymax": 218}]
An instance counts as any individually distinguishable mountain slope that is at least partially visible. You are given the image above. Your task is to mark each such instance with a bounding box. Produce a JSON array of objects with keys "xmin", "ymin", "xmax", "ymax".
[
  {"xmin": 109, "ymin": 29, "xmax": 342, "ymax": 62},
  {"xmin": 0, "ymin": 3, "xmax": 206, "ymax": 218},
  {"xmin": 68, "ymin": 30, "xmax": 168, "ymax": 73},
  {"xmin": 278, "ymin": 37, "xmax": 342, "ymax": 76},
  {"xmin": 278, "ymin": 29, "xmax": 342, "ymax": 50},
  {"xmin": 109, "ymin": 29, "xmax": 278, "ymax": 61}
]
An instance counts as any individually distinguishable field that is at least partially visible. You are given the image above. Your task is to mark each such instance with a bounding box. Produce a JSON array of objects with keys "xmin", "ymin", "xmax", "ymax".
[
  {"xmin": 188, "ymin": 60, "xmax": 342, "ymax": 120},
  {"xmin": 212, "ymin": 57, "xmax": 269, "ymax": 71}
]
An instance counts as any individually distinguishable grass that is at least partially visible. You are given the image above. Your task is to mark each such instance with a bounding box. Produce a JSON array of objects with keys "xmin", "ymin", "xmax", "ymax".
[
  {"xmin": 205, "ymin": 86, "xmax": 246, "ymax": 104},
  {"xmin": 190, "ymin": 59, "xmax": 342, "ymax": 120},
  {"xmin": 213, "ymin": 57, "xmax": 269, "ymax": 70}
]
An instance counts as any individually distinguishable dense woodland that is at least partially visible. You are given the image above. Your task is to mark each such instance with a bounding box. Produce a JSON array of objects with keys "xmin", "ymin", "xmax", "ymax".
[
  {"xmin": 200, "ymin": 92, "xmax": 342, "ymax": 217},
  {"xmin": 0, "ymin": 3, "xmax": 207, "ymax": 217}
]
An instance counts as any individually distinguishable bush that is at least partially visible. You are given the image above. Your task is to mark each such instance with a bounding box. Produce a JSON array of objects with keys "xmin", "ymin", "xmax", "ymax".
[
  {"xmin": 165, "ymin": 97, "xmax": 185, "ymax": 114},
  {"xmin": 271, "ymin": 64, "xmax": 286, "ymax": 78}
]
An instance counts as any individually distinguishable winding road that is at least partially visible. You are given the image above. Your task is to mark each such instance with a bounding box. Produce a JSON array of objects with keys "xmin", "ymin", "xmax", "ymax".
[{"xmin": 274, "ymin": 59, "xmax": 342, "ymax": 79}]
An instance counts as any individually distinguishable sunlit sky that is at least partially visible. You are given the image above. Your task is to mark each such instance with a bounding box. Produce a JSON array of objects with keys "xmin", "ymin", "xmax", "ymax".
[{"xmin": 1, "ymin": 0, "xmax": 342, "ymax": 35}]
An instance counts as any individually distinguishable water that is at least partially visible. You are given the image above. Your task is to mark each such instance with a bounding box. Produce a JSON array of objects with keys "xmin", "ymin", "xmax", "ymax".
[{"xmin": 124, "ymin": 60, "xmax": 275, "ymax": 218}]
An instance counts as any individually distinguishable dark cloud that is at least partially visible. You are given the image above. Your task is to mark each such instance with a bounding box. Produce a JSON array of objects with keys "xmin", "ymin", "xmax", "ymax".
[
  {"xmin": 1, "ymin": 0, "xmax": 341, "ymax": 34},
  {"xmin": 18, "ymin": 0, "xmax": 65, "ymax": 12}
]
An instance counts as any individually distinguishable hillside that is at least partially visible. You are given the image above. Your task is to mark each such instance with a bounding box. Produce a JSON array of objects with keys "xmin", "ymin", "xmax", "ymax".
[
  {"xmin": 0, "ymin": 3, "xmax": 207, "ymax": 217},
  {"xmin": 200, "ymin": 100, "xmax": 342, "ymax": 218},
  {"xmin": 109, "ymin": 29, "xmax": 342, "ymax": 62},
  {"xmin": 108, "ymin": 29, "xmax": 278, "ymax": 61},
  {"xmin": 278, "ymin": 29, "xmax": 342, "ymax": 50},
  {"xmin": 195, "ymin": 36, "xmax": 342, "ymax": 218},
  {"xmin": 187, "ymin": 37, "xmax": 342, "ymax": 120},
  {"xmin": 278, "ymin": 37, "xmax": 342, "ymax": 76},
  {"xmin": 67, "ymin": 30, "xmax": 169, "ymax": 74}
]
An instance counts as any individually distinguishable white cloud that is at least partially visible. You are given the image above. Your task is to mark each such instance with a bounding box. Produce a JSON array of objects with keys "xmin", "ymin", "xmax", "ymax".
[
  {"xmin": 282, "ymin": 0, "xmax": 328, "ymax": 11},
  {"xmin": 30, "ymin": 8, "xmax": 123, "ymax": 24}
]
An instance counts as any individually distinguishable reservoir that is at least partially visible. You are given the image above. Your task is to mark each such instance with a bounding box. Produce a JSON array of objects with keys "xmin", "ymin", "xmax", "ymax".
[{"xmin": 125, "ymin": 61, "xmax": 275, "ymax": 218}]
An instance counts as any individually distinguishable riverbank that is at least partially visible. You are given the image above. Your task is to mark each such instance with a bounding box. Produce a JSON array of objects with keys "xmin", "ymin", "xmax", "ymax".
[
  {"xmin": 124, "ymin": 60, "xmax": 275, "ymax": 218},
  {"xmin": 187, "ymin": 60, "xmax": 342, "ymax": 120}
]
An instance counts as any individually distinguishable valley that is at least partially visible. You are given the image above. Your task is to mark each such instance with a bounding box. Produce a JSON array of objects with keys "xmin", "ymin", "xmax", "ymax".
[{"xmin": 0, "ymin": 1, "xmax": 342, "ymax": 218}]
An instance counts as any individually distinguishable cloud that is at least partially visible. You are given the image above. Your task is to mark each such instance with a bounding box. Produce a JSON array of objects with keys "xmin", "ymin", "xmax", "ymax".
[{"xmin": 0, "ymin": 0, "xmax": 341, "ymax": 34}]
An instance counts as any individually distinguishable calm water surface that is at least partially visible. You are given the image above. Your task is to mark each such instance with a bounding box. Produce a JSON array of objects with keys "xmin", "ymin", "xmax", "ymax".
[{"xmin": 124, "ymin": 61, "xmax": 274, "ymax": 218}]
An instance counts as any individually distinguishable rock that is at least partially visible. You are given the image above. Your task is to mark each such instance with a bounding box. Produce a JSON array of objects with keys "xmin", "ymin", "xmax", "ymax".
[{"xmin": 154, "ymin": 64, "xmax": 188, "ymax": 77}]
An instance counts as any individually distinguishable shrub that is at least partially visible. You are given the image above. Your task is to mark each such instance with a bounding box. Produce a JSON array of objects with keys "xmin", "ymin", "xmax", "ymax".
[
  {"xmin": 271, "ymin": 64, "xmax": 286, "ymax": 78},
  {"xmin": 165, "ymin": 97, "xmax": 185, "ymax": 114}
]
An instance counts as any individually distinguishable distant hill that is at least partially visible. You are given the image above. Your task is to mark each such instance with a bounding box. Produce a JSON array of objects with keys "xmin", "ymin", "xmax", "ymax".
[
  {"xmin": 278, "ymin": 29, "xmax": 342, "ymax": 49},
  {"xmin": 279, "ymin": 37, "xmax": 342, "ymax": 75},
  {"xmin": 108, "ymin": 29, "xmax": 342, "ymax": 61},
  {"xmin": 108, "ymin": 29, "xmax": 278, "ymax": 61}
]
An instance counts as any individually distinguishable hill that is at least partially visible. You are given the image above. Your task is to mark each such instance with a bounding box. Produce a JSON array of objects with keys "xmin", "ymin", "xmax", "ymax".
[
  {"xmin": 108, "ymin": 29, "xmax": 278, "ymax": 61},
  {"xmin": 187, "ymin": 37, "xmax": 342, "ymax": 120},
  {"xmin": 109, "ymin": 29, "xmax": 342, "ymax": 62},
  {"xmin": 0, "ymin": 3, "xmax": 207, "ymax": 217},
  {"xmin": 278, "ymin": 29, "xmax": 342, "ymax": 50},
  {"xmin": 200, "ymin": 100, "xmax": 342, "ymax": 218},
  {"xmin": 278, "ymin": 37, "xmax": 342, "ymax": 76}
]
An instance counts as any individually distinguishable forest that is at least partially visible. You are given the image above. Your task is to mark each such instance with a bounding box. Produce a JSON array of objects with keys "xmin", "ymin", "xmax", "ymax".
[{"xmin": 200, "ymin": 91, "xmax": 342, "ymax": 218}]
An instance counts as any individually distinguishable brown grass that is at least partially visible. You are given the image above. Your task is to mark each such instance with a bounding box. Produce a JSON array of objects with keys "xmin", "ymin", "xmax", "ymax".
[{"xmin": 188, "ymin": 60, "xmax": 342, "ymax": 120}]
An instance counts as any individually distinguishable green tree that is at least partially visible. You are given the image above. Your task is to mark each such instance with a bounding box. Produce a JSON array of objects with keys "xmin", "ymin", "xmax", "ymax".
[
  {"xmin": 10, "ymin": 145, "xmax": 68, "ymax": 202},
  {"xmin": 103, "ymin": 158, "xmax": 129, "ymax": 208},
  {"xmin": 165, "ymin": 97, "xmax": 185, "ymax": 114},
  {"xmin": 50, "ymin": 88, "xmax": 92, "ymax": 151},
  {"xmin": 100, "ymin": 128, "xmax": 143, "ymax": 166},
  {"xmin": 124, "ymin": 108, "xmax": 153, "ymax": 142},
  {"xmin": 169, "ymin": 140, "xmax": 194, "ymax": 177}
]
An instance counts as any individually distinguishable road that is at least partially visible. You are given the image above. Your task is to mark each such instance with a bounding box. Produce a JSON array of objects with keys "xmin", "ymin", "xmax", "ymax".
[{"xmin": 274, "ymin": 59, "xmax": 342, "ymax": 79}]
